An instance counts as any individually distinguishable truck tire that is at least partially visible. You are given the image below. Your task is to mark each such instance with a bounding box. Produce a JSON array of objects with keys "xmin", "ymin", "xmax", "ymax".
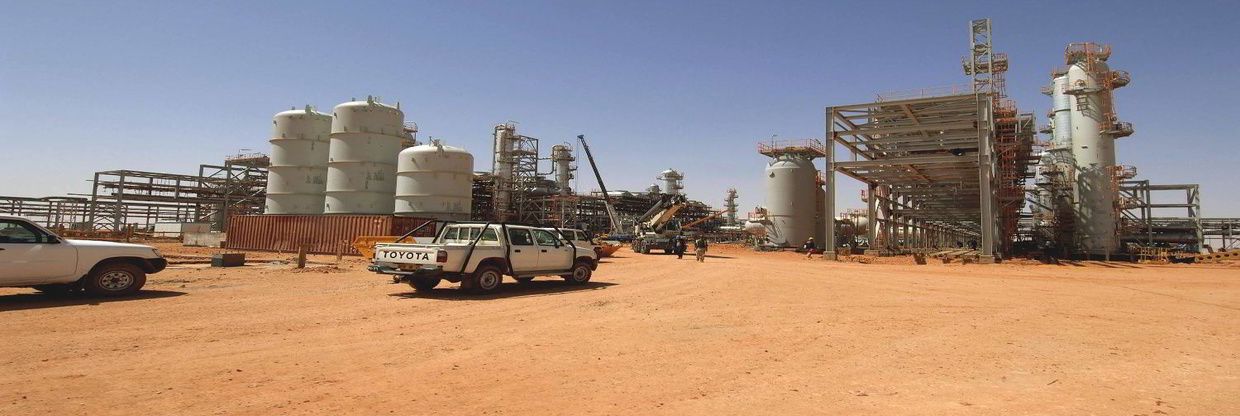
[
  {"xmin": 32, "ymin": 284, "xmax": 76, "ymax": 295},
  {"xmin": 409, "ymin": 276, "xmax": 441, "ymax": 292},
  {"xmin": 469, "ymin": 265, "xmax": 503, "ymax": 293},
  {"xmin": 562, "ymin": 261, "xmax": 592, "ymax": 284},
  {"xmin": 83, "ymin": 262, "xmax": 146, "ymax": 297}
]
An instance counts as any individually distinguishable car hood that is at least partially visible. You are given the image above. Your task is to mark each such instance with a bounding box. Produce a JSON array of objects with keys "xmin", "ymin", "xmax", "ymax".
[{"xmin": 65, "ymin": 239, "xmax": 155, "ymax": 250}]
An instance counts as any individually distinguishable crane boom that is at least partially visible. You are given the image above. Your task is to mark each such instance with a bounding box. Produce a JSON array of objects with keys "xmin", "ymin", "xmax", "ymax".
[
  {"xmin": 577, "ymin": 135, "xmax": 622, "ymax": 234},
  {"xmin": 680, "ymin": 210, "xmax": 726, "ymax": 230}
]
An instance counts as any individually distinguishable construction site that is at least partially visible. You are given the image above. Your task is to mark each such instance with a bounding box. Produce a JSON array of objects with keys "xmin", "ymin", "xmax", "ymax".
[
  {"xmin": 2, "ymin": 11, "xmax": 1239, "ymax": 416},
  {"xmin": 5, "ymin": 19, "xmax": 1237, "ymax": 262}
]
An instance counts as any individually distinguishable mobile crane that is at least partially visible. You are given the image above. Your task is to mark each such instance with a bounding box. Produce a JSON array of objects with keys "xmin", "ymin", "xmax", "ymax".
[
  {"xmin": 577, "ymin": 135, "xmax": 623, "ymax": 235},
  {"xmin": 630, "ymin": 194, "xmax": 690, "ymax": 254}
]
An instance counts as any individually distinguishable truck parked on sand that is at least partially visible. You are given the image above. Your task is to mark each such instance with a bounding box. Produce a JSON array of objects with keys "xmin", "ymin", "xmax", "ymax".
[
  {"xmin": 369, "ymin": 222, "xmax": 599, "ymax": 294},
  {"xmin": 0, "ymin": 215, "xmax": 166, "ymax": 296}
]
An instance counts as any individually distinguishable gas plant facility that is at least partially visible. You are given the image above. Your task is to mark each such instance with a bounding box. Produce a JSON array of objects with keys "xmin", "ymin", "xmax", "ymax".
[{"xmin": 2, "ymin": 18, "xmax": 1237, "ymax": 261}]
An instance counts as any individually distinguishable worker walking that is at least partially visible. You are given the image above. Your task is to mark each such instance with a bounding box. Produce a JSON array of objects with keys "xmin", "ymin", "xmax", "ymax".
[
  {"xmin": 675, "ymin": 235, "xmax": 687, "ymax": 259},
  {"xmin": 694, "ymin": 236, "xmax": 709, "ymax": 262},
  {"xmin": 803, "ymin": 237, "xmax": 816, "ymax": 259}
]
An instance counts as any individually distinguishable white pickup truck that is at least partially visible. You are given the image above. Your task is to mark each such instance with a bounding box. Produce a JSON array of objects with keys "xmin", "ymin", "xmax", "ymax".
[
  {"xmin": 0, "ymin": 215, "xmax": 166, "ymax": 296},
  {"xmin": 369, "ymin": 223, "xmax": 599, "ymax": 293}
]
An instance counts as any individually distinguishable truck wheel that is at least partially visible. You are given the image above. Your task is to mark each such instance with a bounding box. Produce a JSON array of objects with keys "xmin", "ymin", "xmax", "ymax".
[
  {"xmin": 32, "ymin": 284, "xmax": 76, "ymax": 295},
  {"xmin": 562, "ymin": 261, "xmax": 592, "ymax": 284},
  {"xmin": 409, "ymin": 276, "xmax": 441, "ymax": 292},
  {"xmin": 83, "ymin": 262, "xmax": 146, "ymax": 297},
  {"xmin": 469, "ymin": 266, "xmax": 503, "ymax": 293}
]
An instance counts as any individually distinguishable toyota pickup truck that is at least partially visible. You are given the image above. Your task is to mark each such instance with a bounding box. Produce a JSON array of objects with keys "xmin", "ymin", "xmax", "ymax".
[
  {"xmin": 0, "ymin": 215, "xmax": 166, "ymax": 296},
  {"xmin": 369, "ymin": 222, "xmax": 598, "ymax": 293}
]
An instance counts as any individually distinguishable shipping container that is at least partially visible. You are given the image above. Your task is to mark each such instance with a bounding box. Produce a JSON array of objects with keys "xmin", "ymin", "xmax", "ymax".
[{"xmin": 225, "ymin": 215, "xmax": 437, "ymax": 256}]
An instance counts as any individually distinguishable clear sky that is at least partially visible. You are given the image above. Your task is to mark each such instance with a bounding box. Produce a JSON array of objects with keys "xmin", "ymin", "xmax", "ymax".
[{"xmin": 2, "ymin": 1, "xmax": 1237, "ymax": 217}]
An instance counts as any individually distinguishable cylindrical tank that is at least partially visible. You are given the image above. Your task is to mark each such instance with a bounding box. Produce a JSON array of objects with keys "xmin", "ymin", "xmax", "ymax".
[
  {"xmin": 743, "ymin": 220, "xmax": 767, "ymax": 238},
  {"xmin": 657, "ymin": 169, "xmax": 684, "ymax": 195},
  {"xmin": 324, "ymin": 97, "xmax": 406, "ymax": 214},
  {"xmin": 764, "ymin": 155, "xmax": 816, "ymax": 246},
  {"xmin": 394, "ymin": 140, "xmax": 473, "ymax": 220},
  {"xmin": 646, "ymin": 184, "xmax": 662, "ymax": 195},
  {"xmin": 550, "ymin": 144, "xmax": 574, "ymax": 195},
  {"xmin": 1067, "ymin": 53, "xmax": 1118, "ymax": 254},
  {"xmin": 265, "ymin": 106, "xmax": 331, "ymax": 214},
  {"xmin": 1049, "ymin": 73, "xmax": 1074, "ymax": 150}
]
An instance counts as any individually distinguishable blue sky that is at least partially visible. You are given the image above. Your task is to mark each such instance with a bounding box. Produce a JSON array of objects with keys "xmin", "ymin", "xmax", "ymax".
[{"xmin": 2, "ymin": 1, "xmax": 1237, "ymax": 216}]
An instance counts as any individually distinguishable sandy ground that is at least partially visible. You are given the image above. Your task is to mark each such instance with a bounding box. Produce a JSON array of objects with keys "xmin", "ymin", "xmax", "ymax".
[{"xmin": 1, "ymin": 244, "xmax": 1237, "ymax": 415}]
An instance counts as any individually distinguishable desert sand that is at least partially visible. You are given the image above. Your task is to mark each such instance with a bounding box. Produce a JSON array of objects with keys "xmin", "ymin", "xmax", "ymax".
[{"xmin": 2, "ymin": 244, "xmax": 1237, "ymax": 415}]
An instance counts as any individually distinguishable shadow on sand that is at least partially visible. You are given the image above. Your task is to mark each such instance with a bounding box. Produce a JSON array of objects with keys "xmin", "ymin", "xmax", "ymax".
[
  {"xmin": 388, "ymin": 280, "xmax": 617, "ymax": 301},
  {"xmin": 0, "ymin": 290, "xmax": 186, "ymax": 312}
]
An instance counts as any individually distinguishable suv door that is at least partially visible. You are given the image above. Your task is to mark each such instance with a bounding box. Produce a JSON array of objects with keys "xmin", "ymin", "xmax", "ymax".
[
  {"xmin": 532, "ymin": 229, "xmax": 573, "ymax": 271},
  {"xmin": 0, "ymin": 219, "xmax": 78, "ymax": 285},
  {"xmin": 505, "ymin": 228, "xmax": 539, "ymax": 274}
]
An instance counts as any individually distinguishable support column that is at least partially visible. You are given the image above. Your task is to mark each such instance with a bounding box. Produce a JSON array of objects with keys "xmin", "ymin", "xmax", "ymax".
[
  {"xmin": 823, "ymin": 106, "xmax": 838, "ymax": 260},
  {"xmin": 865, "ymin": 183, "xmax": 879, "ymax": 255},
  {"xmin": 901, "ymin": 195, "xmax": 911, "ymax": 253},
  {"xmin": 977, "ymin": 95, "xmax": 996, "ymax": 263}
]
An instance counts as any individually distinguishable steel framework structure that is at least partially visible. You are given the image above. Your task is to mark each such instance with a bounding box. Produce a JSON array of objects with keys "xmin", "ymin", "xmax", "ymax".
[
  {"xmin": 80, "ymin": 163, "xmax": 267, "ymax": 232},
  {"xmin": 825, "ymin": 92, "xmax": 998, "ymax": 259},
  {"xmin": 823, "ymin": 19, "xmax": 1035, "ymax": 261},
  {"xmin": 1118, "ymin": 180, "xmax": 1202, "ymax": 251},
  {"xmin": 1201, "ymin": 218, "xmax": 1240, "ymax": 251}
]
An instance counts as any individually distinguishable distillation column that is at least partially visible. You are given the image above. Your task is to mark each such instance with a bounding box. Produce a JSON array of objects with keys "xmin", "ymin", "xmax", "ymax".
[
  {"xmin": 1064, "ymin": 43, "xmax": 1132, "ymax": 254},
  {"xmin": 724, "ymin": 188, "xmax": 739, "ymax": 226},
  {"xmin": 550, "ymin": 144, "xmax": 574, "ymax": 195},
  {"xmin": 491, "ymin": 123, "xmax": 517, "ymax": 219},
  {"xmin": 658, "ymin": 169, "xmax": 684, "ymax": 195}
]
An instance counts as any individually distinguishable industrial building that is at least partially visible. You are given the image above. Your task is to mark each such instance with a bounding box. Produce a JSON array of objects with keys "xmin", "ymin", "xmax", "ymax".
[{"xmin": 2, "ymin": 18, "xmax": 1236, "ymax": 260}]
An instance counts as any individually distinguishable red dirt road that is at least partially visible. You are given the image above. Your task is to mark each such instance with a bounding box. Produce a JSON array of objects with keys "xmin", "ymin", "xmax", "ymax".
[{"xmin": 2, "ymin": 245, "xmax": 1237, "ymax": 415}]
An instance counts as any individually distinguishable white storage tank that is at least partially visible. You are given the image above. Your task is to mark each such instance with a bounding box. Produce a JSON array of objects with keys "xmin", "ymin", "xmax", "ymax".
[
  {"xmin": 764, "ymin": 155, "xmax": 816, "ymax": 246},
  {"xmin": 324, "ymin": 96, "xmax": 407, "ymax": 214},
  {"xmin": 394, "ymin": 140, "xmax": 474, "ymax": 220},
  {"xmin": 265, "ymin": 106, "xmax": 332, "ymax": 214}
]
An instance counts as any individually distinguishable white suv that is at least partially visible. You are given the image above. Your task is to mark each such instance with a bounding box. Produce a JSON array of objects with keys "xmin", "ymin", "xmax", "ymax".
[{"xmin": 0, "ymin": 216, "xmax": 166, "ymax": 296}]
